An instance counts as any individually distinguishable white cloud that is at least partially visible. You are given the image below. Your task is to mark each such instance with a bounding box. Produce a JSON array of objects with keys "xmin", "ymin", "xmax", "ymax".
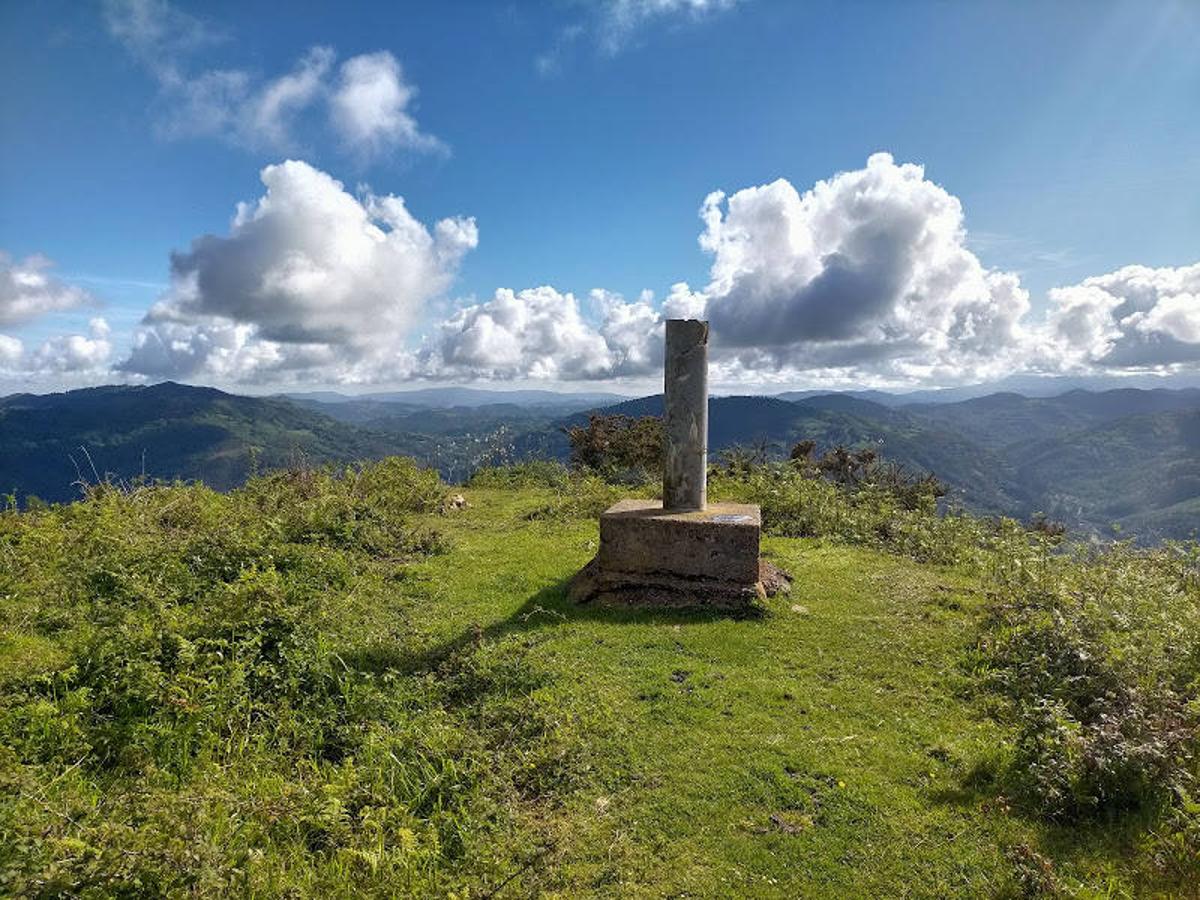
[
  {"xmin": 103, "ymin": 0, "xmax": 218, "ymax": 82},
  {"xmin": 105, "ymin": 1, "xmax": 440, "ymax": 157},
  {"xmin": 1040, "ymin": 263, "xmax": 1200, "ymax": 371},
  {"xmin": 661, "ymin": 281, "xmax": 707, "ymax": 319},
  {"xmin": 330, "ymin": 53, "xmax": 444, "ymax": 158},
  {"xmin": 412, "ymin": 154, "xmax": 1198, "ymax": 387},
  {"xmin": 0, "ymin": 320, "xmax": 112, "ymax": 377},
  {"xmin": 537, "ymin": 0, "xmax": 739, "ymax": 72},
  {"xmin": 155, "ymin": 68, "xmax": 252, "ymax": 141},
  {"xmin": 121, "ymin": 159, "xmax": 476, "ymax": 384},
  {"xmin": 31, "ymin": 319, "xmax": 114, "ymax": 373},
  {"xmin": 599, "ymin": 0, "xmax": 741, "ymax": 52},
  {"xmin": 1, "ymin": 252, "xmax": 97, "ymax": 327},
  {"xmin": 249, "ymin": 48, "xmax": 335, "ymax": 148},
  {"xmin": 158, "ymin": 47, "xmax": 335, "ymax": 151},
  {"xmin": 0, "ymin": 334, "xmax": 23, "ymax": 369},
  {"xmin": 421, "ymin": 286, "xmax": 662, "ymax": 381},
  {"xmin": 40, "ymin": 133, "xmax": 1198, "ymax": 390},
  {"xmin": 692, "ymin": 152, "xmax": 1032, "ymax": 383}
]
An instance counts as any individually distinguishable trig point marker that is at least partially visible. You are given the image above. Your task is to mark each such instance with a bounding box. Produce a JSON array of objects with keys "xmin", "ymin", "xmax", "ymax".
[
  {"xmin": 664, "ymin": 319, "xmax": 708, "ymax": 512},
  {"xmin": 568, "ymin": 319, "xmax": 787, "ymax": 609}
]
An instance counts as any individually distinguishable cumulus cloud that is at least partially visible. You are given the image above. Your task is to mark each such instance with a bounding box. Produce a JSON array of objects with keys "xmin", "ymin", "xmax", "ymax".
[
  {"xmin": 391, "ymin": 154, "xmax": 1200, "ymax": 387},
  {"xmin": 330, "ymin": 53, "xmax": 444, "ymax": 158},
  {"xmin": 1039, "ymin": 263, "xmax": 1200, "ymax": 371},
  {"xmin": 687, "ymin": 153, "xmax": 1033, "ymax": 383},
  {"xmin": 661, "ymin": 281, "xmax": 707, "ymax": 320},
  {"xmin": 421, "ymin": 286, "xmax": 663, "ymax": 381},
  {"xmin": 31, "ymin": 319, "xmax": 114, "ymax": 373},
  {"xmin": 689, "ymin": 156, "xmax": 1198, "ymax": 383},
  {"xmin": 157, "ymin": 46, "xmax": 335, "ymax": 151},
  {"xmin": 0, "ymin": 334, "xmax": 22, "ymax": 369},
  {"xmin": 0, "ymin": 320, "xmax": 113, "ymax": 377},
  {"xmin": 1, "ymin": 253, "xmax": 97, "ymax": 328},
  {"xmin": 79, "ymin": 143, "xmax": 1200, "ymax": 389},
  {"xmin": 121, "ymin": 159, "xmax": 476, "ymax": 383},
  {"xmin": 105, "ymin": 1, "xmax": 440, "ymax": 157}
]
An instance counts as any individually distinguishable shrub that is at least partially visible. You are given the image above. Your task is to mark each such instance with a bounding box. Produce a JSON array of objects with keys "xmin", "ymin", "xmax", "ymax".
[
  {"xmin": 708, "ymin": 461, "xmax": 1017, "ymax": 568},
  {"xmin": 524, "ymin": 473, "xmax": 629, "ymax": 521},
  {"xmin": 468, "ymin": 460, "xmax": 571, "ymax": 490},
  {"xmin": 565, "ymin": 414, "xmax": 663, "ymax": 480},
  {"xmin": 0, "ymin": 456, "xmax": 589, "ymax": 895},
  {"xmin": 979, "ymin": 542, "xmax": 1200, "ymax": 820}
]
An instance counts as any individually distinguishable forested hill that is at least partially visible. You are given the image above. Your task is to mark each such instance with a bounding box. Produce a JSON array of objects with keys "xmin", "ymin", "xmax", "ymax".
[
  {"xmin": 1, "ymin": 382, "xmax": 1198, "ymax": 542},
  {"xmin": 576, "ymin": 390, "xmax": 1200, "ymax": 540},
  {"xmin": 565, "ymin": 394, "xmax": 1029, "ymax": 516},
  {"xmin": 0, "ymin": 382, "xmax": 398, "ymax": 503}
]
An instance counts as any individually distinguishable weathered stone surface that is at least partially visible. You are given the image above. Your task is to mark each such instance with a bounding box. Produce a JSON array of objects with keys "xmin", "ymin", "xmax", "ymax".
[
  {"xmin": 567, "ymin": 556, "xmax": 765, "ymax": 610},
  {"xmin": 597, "ymin": 499, "xmax": 760, "ymax": 584},
  {"xmin": 759, "ymin": 559, "xmax": 792, "ymax": 596},
  {"xmin": 663, "ymin": 319, "xmax": 708, "ymax": 511},
  {"xmin": 568, "ymin": 499, "xmax": 781, "ymax": 610}
]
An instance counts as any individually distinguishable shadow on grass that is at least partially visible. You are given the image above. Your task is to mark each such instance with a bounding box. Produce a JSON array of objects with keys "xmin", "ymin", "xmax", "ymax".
[{"xmin": 339, "ymin": 573, "xmax": 766, "ymax": 677}]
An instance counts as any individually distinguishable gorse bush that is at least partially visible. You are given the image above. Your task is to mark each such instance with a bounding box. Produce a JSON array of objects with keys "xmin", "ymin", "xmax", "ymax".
[
  {"xmin": 240, "ymin": 457, "xmax": 446, "ymax": 553},
  {"xmin": 978, "ymin": 541, "xmax": 1200, "ymax": 821},
  {"xmin": 0, "ymin": 459, "xmax": 588, "ymax": 895},
  {"xmin": 468, "ymin": 459, "xmax": 641, "ymax": 521},
  {"xmin": 708, "ymin": 461, "xmax": 1027, "ymax": 569},
  {"xmin": 564, "ymin": 414, "xmax": 664, "ymax": 482},
  {"xmin": 524, "ymin": 473, "xmax": 631, "ymax": 522}
]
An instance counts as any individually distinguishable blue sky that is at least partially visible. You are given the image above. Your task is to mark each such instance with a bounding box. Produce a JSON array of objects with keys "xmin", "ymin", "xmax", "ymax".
[{"xmin": 1, "ymin": 0, "xmax": 1198, "ymax": 393}]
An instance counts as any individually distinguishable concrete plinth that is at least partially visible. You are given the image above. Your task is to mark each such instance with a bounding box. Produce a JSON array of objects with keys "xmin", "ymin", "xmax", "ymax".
[{"xmin": 568, "ymin": 499, "xmax": 786, "ymax": 609}]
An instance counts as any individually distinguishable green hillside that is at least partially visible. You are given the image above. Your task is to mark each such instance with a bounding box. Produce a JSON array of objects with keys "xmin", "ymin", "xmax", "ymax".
[
  {"xmin": 1013, "ymin": 409, "xmax": 1200, "ymax": 539},
  {"xmin": 580, "ymin": 394, "xmax": 1031, "ymax": 515},
  {"xmin": 0, "ymin": 383, "xmax": 402, "ymax": 503},
  {"xmin": 2, "ymin": 384, "xmax": 1198, "ymax": 542},
  {"xmin": 1, "ymin": 459, "xmax": 1196, "ymax": 896},
  {"xmin": 908, "ymin": 389, "xmax": 1200, "ymax": 452}
]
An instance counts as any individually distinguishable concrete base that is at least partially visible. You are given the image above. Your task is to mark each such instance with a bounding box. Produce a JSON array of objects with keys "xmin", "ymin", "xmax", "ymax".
[{"xmin": 568, "ymin": 499, "xmax": 787, "ymax": 610}]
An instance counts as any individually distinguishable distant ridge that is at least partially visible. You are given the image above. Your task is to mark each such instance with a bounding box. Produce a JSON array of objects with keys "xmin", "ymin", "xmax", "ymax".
[
  {"xmin": 0, "ymin": 382, "xmax": 397, "ymax": 503},
  {"xmin": 2, "ymin": 381, "xmax": 1198, "ymax": 542},
  {"xmin": 282, "ymin": 386, "xmax": 630, "ymax": 409}
]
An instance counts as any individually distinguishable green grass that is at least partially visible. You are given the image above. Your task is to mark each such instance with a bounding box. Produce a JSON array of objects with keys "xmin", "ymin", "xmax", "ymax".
[
  {"xmin": 391, "ymin": 487, "xmax": 1190, "ymax": 897},
  {"xmin": 1, "ymin": 465, "xmax": 1196, "ymax": 896}
]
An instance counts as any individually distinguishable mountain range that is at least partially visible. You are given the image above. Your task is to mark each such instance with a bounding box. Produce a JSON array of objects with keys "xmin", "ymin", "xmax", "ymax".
[{"xmin": 1, "ymin": 381, "xmax": 1196, "ymax": 542}]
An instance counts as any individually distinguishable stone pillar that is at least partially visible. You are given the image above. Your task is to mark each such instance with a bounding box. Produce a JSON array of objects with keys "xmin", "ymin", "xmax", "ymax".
[{"xmin": 663, "ymin": 319, "xmax": 708, "ymax": 511}]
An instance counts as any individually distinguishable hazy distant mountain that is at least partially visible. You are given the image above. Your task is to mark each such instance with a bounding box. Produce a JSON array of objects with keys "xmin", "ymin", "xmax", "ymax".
[
  {"xmin": 569, "ymin": 388, "xmax": 1200, "ymax": 538},
  {"xmin": 283, "ymin": 387, "xmax": 629, "ymax": 410},
  {"xmin": 905, "ymin": 388, "xmax": 1200, "ymax": 452}
]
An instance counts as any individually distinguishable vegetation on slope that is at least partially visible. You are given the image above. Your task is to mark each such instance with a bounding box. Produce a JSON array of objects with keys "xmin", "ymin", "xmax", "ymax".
[
  {"xmin": 0, "ymin": 383, "xmax": 401, "ymax": 504},
  {"xmin": 2, "ymin": 452, "xmax": 1197, "ymax": 895},
  {"xmin": 4, "ymin": 383, "xmax": 1199, "ymax": 541}
]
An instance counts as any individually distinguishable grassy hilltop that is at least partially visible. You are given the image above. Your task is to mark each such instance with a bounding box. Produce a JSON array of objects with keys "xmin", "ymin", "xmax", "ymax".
[{"xmin": 1, "ymin": 458, "xmax": 1198, "ymax": 896}]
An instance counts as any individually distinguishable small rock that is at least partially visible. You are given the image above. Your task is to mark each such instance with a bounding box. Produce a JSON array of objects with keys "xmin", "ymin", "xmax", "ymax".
[{"xmin": 760, "ymin": 560, "xmax": 792, "ymax": 596}]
